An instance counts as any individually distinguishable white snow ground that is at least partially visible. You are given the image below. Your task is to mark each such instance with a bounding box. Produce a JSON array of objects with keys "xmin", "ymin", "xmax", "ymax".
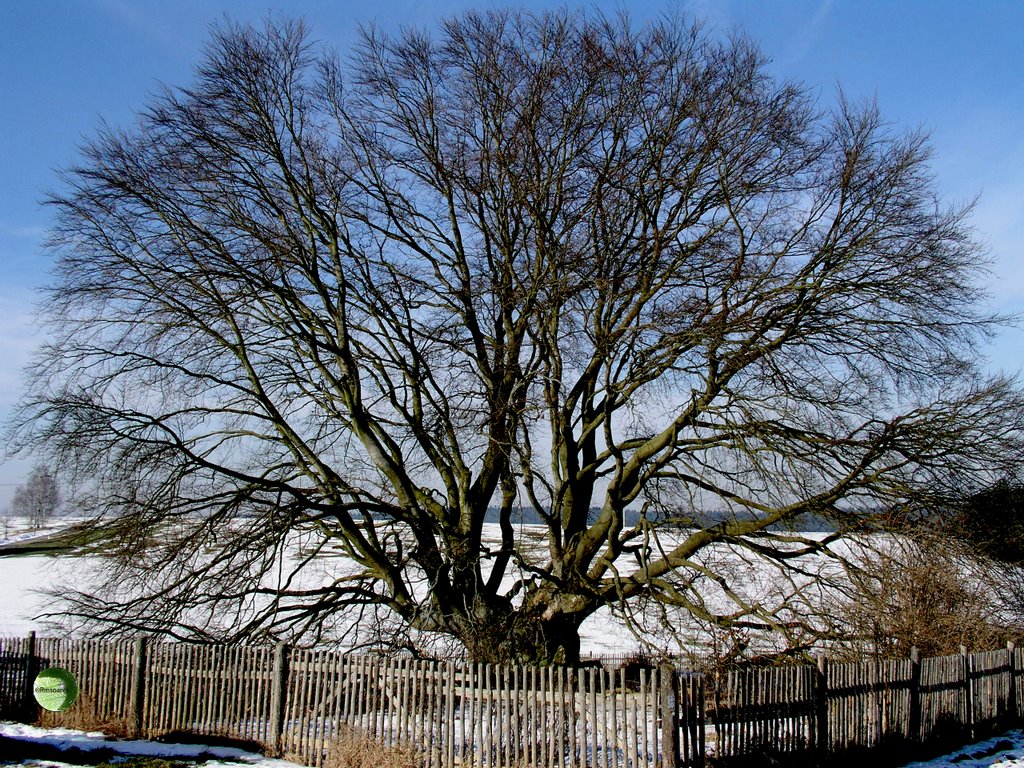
[
  {"xmin": 3, "ymin": 722, "xmax": 1024, "ymax": 768},
  {"xmin": 1, "ymin": 721, "xmax": 302, "ymax": 767},
  {"xmin": 0, "ymin": 555, "xmax": 64, "ymax": 637},
  {"xmin": 902, "ymin": 730, "xmax": 1024, "ymax": 767}
]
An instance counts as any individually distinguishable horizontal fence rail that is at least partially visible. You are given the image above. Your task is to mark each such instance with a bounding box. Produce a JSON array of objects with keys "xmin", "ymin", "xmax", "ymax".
[{"xmin": 0, "ymin": 634, "xmax": 1021, "ymax": 767}]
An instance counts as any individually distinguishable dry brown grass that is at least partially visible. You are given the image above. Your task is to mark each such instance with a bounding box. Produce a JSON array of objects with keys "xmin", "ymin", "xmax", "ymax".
[
  {"xmin": 35, "ymin": 692, "xmax": 132, "ymax": 738},
  {"xmin": 314, "ymin": 729, "xmax": 419, "ymax": 768}
]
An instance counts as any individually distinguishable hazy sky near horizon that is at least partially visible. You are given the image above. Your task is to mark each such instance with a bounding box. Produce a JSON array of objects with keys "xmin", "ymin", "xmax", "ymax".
[{"xmin": 1, "ymin": 0, "xmax": 1022, "ymax": 504}]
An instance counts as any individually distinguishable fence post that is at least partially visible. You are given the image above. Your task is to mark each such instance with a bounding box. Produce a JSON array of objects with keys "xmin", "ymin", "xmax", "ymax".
[
  {"xmin": 269, "ymin": 641, "xmax": 289, "ymax": 756},
  {"xmin": 908, "ymin": 646, "xmax": 922, "ymax": 743},
  {"xmin": 961, "ymin": 645, "xmax": 975, "ymax": 741},
  {"xmin": 1008, "ymin": 641, "xmax": 1018, "ymax": 726},
  {"xmin": 689, "ymin": 674, "xmax": 706, "ymax": 768},
  {"xmin": 21, "ymin": 631, "xmax": 37, "ymax": 722},
  {"xmin": 130, "ymin": 636, "xmax": 148, "ymax": 738},
  {"xmin": 815, "ymin": 653, "xmax": 828, "ymax": 764},
  {"xmin": 659, "ymin": 664, "xmax": 679, "ymax": 768}
]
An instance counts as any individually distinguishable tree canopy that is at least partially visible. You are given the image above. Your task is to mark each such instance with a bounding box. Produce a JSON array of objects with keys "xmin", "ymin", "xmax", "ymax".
[
  {"xmin": 11, "ymin": 10, "xmax": 1024, "ymax": 662},
  {"xmin": 945, "ymin": 480, "xmax": 1024, "ymax": 563}
]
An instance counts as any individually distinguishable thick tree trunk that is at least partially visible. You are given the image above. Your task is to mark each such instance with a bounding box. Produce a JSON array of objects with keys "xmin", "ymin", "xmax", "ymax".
[{"xmin": 456, "ymin": 595, "xmax": 588, "ymax": 665}]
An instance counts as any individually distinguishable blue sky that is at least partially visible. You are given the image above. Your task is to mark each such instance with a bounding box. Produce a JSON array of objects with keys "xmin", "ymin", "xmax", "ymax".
[{"xmin": 1, "ymin": 0, "xmax": 1022, "ymax": 503}]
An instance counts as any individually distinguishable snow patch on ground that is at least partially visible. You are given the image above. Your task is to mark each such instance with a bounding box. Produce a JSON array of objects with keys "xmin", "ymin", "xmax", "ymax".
[
  {"xmin": 0, "ymin": 518, "xmax": 82, "ymax": 548},
  {"xmin": 903, "ymin": 729, "xmax": 1024, "ymax": 767},
  {"xmin": 1, "ymin": 721, "xmax": 303, "ymax": 766}
]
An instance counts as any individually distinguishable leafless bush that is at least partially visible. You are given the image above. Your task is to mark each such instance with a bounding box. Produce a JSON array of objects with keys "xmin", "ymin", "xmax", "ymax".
[{"xmin": 835, "ymin": 532, "xmax": 1024, "ymax": 659}]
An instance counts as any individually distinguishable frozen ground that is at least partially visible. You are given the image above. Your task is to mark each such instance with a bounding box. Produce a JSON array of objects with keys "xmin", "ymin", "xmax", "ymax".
[
  {"xmin": 0, "ymin": 517, "xmax": 86, "ymax": 638},
  {"xmin": 4, "ymin": 722, "xmax": 1024, "ymax": 767},
  {"xmin": 0, "ymin": 555, "xmax": 56, "ymax": 637},
  {"xmin": 0, "ymin": 517, "xmax": 684, "ymax": 651},
  {"xmin": 0, "ymin": 541, "xmax": 643, "ymax": 652}
]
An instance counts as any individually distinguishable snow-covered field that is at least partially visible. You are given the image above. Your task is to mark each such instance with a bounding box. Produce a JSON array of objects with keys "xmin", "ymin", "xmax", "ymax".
[
  {"xmin": 0, "ymin": 517, "xmax": 83, "ymax": 638},
  {"xmin": 4, "ymin": 721, "xmax": 1024, "ymax": 768},
  {"xmin": 0, "ymin": 518, "xmax": 649, "ymax": 649},
  {"xmin": 0, "ymin": 518, "xmax": 999, "ymax": 667},
  {"xmin": 0, "ymin": 516, "xmax": 851, "ymax": 656},
  {"xmin": 0, "ymin": 555, "xmax": 56, "ymax": 637}
]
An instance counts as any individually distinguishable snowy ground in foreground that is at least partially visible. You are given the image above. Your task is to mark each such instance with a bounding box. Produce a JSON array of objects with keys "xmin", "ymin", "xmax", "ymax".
[
  {"xmin": 903, "ymin": 729, "xmax": 1024, "ymax": 767},
  {"xmin": 4, "ymin": 722, "xmax": 1024, "ymax": 768},
  {"xmin": 1, "ymin": 721, "xmax": 302, "ymax": 767}
]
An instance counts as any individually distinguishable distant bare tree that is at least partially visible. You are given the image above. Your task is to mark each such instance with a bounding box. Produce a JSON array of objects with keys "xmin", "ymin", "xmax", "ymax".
[
  {"xmin": 12, "ymin": 466, "xmax": 60, "ymax": 530},
  {"xmin": 10, "ymin": 11, "xmax": 1024, "ymax": 661}
]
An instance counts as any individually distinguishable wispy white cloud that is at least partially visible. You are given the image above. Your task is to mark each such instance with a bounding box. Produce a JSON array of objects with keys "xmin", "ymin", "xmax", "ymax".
[
  {"xmin": 96, "ymin": 0, "xmax": 175, "ymax": 46},
  {"xmin": 94, "ymin": 0, "xmax": 207, "ymax": 59},
  {"xmin": 0, "ymin": 222, "xmax": 45, "ymax": 241},
  {"xmin": 683, "ymin": 0, "xmax": 733, "ymax": 28},
  {"xmin": 680, "ymin": 0, "xmax": 833, "ymax": 71},
  {"xmin": 775, "ymin": 0, "xmax": 833, "ymax": 68}
]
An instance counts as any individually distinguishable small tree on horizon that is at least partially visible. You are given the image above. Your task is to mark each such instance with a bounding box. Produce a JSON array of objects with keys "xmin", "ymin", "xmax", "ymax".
[
  {"xmin": 12, "ymin": 466, "xmax": 61, "ymax": 530},
  {"xmin": 9, "ymin": 11, "xmax": 1024, "ymax": 662}
]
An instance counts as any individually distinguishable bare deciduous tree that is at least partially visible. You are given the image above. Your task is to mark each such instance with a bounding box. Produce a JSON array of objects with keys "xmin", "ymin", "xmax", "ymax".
[
  {"xmin": 10, "ymin": 11, "xmax": 1024, "ymax": 661},
  {"xmin": 12, "ymin": 466, "xmax": 60, "ymax": 530}
]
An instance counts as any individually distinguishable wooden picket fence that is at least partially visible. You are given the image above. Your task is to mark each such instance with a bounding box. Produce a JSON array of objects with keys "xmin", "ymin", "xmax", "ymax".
[
  {"xmin": 0, "ymin": 634, "xmax": 702, "ymax": 767},
  {"xmin": 704, "ymin": 645, "xmax": 1022, "ymax": 765},
  {"xmin": 0, "ymin": 634, "xmax": 1021, "ymax": 767}
]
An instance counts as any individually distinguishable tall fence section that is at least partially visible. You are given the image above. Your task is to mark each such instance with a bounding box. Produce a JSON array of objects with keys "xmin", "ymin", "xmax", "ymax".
[{"xmin": 0, "ymin": 635, "xmax": 1020, "ymax": 767}]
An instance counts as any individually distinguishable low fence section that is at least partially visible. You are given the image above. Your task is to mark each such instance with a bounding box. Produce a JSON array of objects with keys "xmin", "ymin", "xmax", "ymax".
[
  {"xmin": 0, "ymin": 634, "xmax": 1021, "ymax": 767},
  {"xmin": 275, "ymin": 651, "xmax": 706, "ymax": 768},
  {"xmin": 710, "ymin": 663, "xmax": 816, "ymax": 760}
]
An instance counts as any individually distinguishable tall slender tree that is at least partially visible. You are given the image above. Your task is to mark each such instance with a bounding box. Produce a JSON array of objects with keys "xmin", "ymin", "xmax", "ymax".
[{"xmin": 11, "ymin": 11, "xmax": 1023, "ymax": 661}]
